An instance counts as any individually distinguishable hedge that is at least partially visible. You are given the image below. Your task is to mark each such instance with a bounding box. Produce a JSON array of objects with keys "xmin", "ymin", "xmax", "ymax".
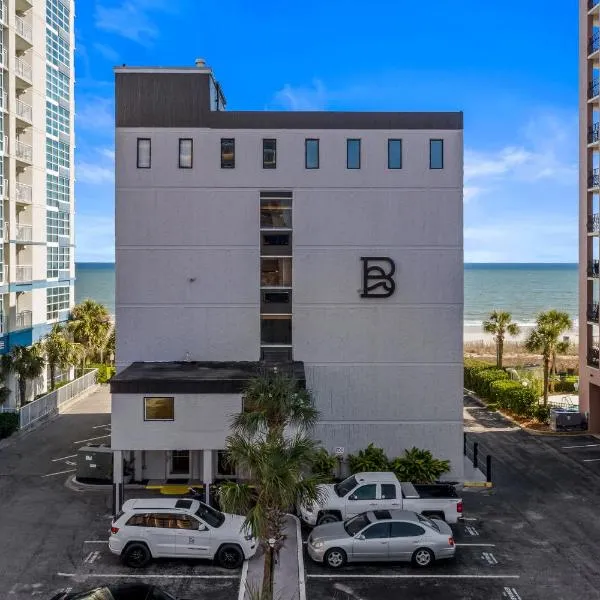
[{"xmin": 0, "ymin": 412, "xmax": 19, "ymax": 439}]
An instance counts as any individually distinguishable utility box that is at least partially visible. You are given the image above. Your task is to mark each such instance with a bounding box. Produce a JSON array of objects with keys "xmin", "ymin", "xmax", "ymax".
[
  {"xmin": 77, "ymin": 445, "xmax": 113, "ymax": 482},
  {"xmin": 550, "ymin": 409, "xmax": 587, "ymax": 432}
]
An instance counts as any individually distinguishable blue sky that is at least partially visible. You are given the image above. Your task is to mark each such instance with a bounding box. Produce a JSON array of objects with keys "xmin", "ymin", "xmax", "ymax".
[{"xmin": 75, "ymin": 0, "xmax": 578, "ymax": 262}]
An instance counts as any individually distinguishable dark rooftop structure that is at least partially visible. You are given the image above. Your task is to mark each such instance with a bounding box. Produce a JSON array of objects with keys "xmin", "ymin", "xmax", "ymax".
[{"xmin": 110, "ymin": 361, "xmax": 306, "ymax": 394}]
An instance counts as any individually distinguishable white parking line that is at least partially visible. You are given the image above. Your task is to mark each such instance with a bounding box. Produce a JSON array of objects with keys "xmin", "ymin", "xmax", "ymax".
[
  {"xmin": 41, "ymin": 469, "xmax": 76, "ymax": 478},
  {"xmin": 482, "ymin": 551, "xmax": 498, "ymax": 565},
  {"xmin": 83, "ymin": 551, "xmax": 100, "ymax": 564},
  {"xmin": 58, "ymin": 572, "xmax": 239, "ymax": 579},
  {"xmin": 455, "ymin": 543, "xmax": 495, "ymax": 547},
  {"xmin": 51, "ymin": 454, "xmax": 77, "ymax": 462},
  {"xmin": 465, "ymin": 525, "xmax": 479, "ymax": 536},
  {"xmin": 583, "ymin": 458, "xmax": 600, "ymax": 462},
  {"xmin": 562, "ymin": 443, "xmax": 600, "ymax": 449},
  {"xmin": 503, "ymin": 587, "xmax": 522, "ymax": 600},
  {"xmin": 306, "ymin": 574, "xmax": 520, "ymax": 579},
  {"xmin": 92, "ymin": 424, "xmax": 111, "ymax": 429},
  {"xmin": 84, "ymin": 540, "xmax": 108, "ymax": 544},
  {"xmin": 462, "ymin": 517, "xmax": 478, "ymax": 521},
  {"xmin": 73, "ymin": 434, "xmax": 110, "ymax": 444},
  {"xmin": 238, "ymin": 561, "xmax": 248, "ymax": 600}
]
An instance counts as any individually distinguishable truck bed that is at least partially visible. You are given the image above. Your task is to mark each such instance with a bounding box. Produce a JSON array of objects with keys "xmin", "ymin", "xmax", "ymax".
[{"xmin": 412, "ymin": 483, "xmax": 460, "ymax": 499}]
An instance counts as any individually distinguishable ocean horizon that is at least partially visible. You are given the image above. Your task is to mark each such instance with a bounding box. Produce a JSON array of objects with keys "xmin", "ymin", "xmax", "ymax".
[{"xmin": 75, "ymin": 262, "xmax": 579, "ymax": 326}]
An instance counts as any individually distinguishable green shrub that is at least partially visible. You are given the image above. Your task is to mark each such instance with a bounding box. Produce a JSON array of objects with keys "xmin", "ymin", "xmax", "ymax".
[
  {"xmin": 532, "ymin": 405, "xmax": 550, "ymax": 424},
  {"xmin": 489, "ymin": 380, "xmax": 537, "ymax": 417},
  {"xmin": 464, "ymin": 359, "xmax": 496, "ymax": 390},
  {"xmin": 91, "ymin": 364, "xmax": 115, "ymax": 384},
  {"xmin": 0, "ymin": 412, "xmax": 19, "ymax": 439},
  {"xmin": 389, "ymin": 447, "xmax": 451, "ymax": 484},
  {"xmin": 474, "ymin": 369, "xmax": 509, "ymax": 397},
  {"xmin": 348, "ymin": 443, "xmax": 390, "ymax": 473},
  {"xmin": 554, "ymin": 381, "xmax": 578, "ymax": 394},
  {"xmin": 311, "ymin": 448, "xmax": 338, "ymax": 481}
]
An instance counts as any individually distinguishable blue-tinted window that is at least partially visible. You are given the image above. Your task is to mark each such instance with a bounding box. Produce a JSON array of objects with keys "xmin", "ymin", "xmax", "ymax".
[
  {"xmin": 347, "ymin": 139, "xmax": 361, "ymax": 169},
  {"xmin": 430, "ymin": 139, "xmax": 444, "ymax": 169},
  {"xmin": 388, "ymin": 139, "xmax": 402, "ymax": 169},
  {"xmin": 305, "ymin": 139, "xmax": 319, "ymax": 169}
]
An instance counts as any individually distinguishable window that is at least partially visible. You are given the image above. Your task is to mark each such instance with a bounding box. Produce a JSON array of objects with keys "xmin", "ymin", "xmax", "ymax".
[
  {"xmin": 430, "ymin": 139, "xmax": 444, "ymax": 169},
  {"xmin": 261, "ymin": 257, "xmax": 292, "ymax": 287},
  {"xmin": 260, "ymin": 199, "xmax": 292, "ymax": 228},
  {"xmin": 179, "ymin": 138, "xmax": 193, "ymax": 169},
  {"xmin": 260, "ymin": 315, "xmax": 292, "ymax": 345},
  {"xmin": 126, "ymin": 514, "xmax": 148, "ymax": 527},
  {"xmin": 221, "ymin": 138, "xmax": 235, "ymax": 168},
  {"xmin": 388, "ymin": 139, "xmax": 402, "ymax": 169},
  {"xmin": 347, "ymin": 139, "xmax": 361, "ymax": 169},
  {"xmin": 137, "ymin": 138, "xmax": 151, "ymax": 169},
  {"xmin": 47, "ymin": 246, "xmax": 70, "ymax": 279},
  {"xmin": 350, "ymin": 484, "xmax": 377, "ymax": 501},
  {"xmin": 47, "ymin": 174, "xmax": 70, "ymax": 208},
  {"xmin": 263, "ymin": 139, "xmax": 276, "ymax": 169},
  {"xmin": 260, "ymin": 233, "xmax": 291, "ymax": 256},
  {"xmin": 381, "ymin": 484, "xmax": 396, "ymax": 500},
  {"xmin": 261, "ymin": 290, "xmax": 291, "ymax": 315},
  {"xmin": 146, "ymin": 513, "xmax": 180, "ymax": 529},
  {"xmin": 144, "ymin": 397, "xmax": 174, "ymax": 421},
  {"xmin": 305, "ymin": 138, "xmax": 319, "ymax": 169},
  {"xmin": 46, "ymin": 286, "xmax": 70, "ymax": 320},
  {"xmin": 47, "ymin": 210, "xmax": 70, "ymax": 242},
  {"xmin": 390, "ymin": 522, "xmax": 426, "ymax": 537},
  {"xmin": 362, "ymin": 522, "xmax": 391, "ymax": 539},
  {"xmin": 175, "ymin": 516, "xmax": 198, "ymax": 530},
  {"xmin": 46, "ymin": 139, "xmax": 70, "ymax": 171}
]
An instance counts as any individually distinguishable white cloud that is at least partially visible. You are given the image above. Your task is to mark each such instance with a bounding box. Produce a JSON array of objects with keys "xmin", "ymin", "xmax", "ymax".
[
  {"xmin": 77, "ymin": 96, "xmax": 114, "ymax": 131},
  {"xmin": 77, "ymin": 147, "xmax": 115, "ymax": 184},
  {"xmin": 272, "ymin": 80, "xmax": 328, "ymax": 111},
  {"xmin": 93, "ymin": 43, "xmax": 120, "ymax": 63},
  {"xmin": 76, "ymin": 213, "xmax": 115, "ymax": 262}
]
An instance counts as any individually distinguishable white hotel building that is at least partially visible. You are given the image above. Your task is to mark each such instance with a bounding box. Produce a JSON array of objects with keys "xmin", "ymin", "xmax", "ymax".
[
  {"xmin": 111, "ymin": 60, "xmax": 463, "ymax": 507},
  {"xmin": 0, "ymin": 0, "xmax": 75, "ymax": 406}
]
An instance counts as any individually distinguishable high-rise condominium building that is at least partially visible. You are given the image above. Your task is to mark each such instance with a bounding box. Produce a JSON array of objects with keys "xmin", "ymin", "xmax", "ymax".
[{"xmin": 0, "ymin": 0, "xmax": 75, "ymax": 405}]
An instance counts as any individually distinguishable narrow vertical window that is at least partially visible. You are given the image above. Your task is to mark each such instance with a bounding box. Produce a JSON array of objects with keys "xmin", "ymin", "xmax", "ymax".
[
  {"xmin": 347, "ymin": 139, "xmax": 361, "ymax": 169},
  {"xmin": 429, "ymin": 139, "xmax": 444, "ymax": 169},
  {"xmin": 179, "ymin": 138, "xmax": 193, "ymax": 169},
  {"xmin": 388, "ymin": 139, "xmax": 402, "ymax": 169},
  {"xmin": 221, "ymin": 138, "xmax": 235, "ymax": 168},
  {"xmin": 305, "ymin": 138, "xmax": 319, "ymax": 169},
  {"xmin": 137, "ymin": 138, "xmax": 151, "ymax": 169},
  {"xmin": 263, "ymin": 139, "xmax": 276, "ymax": 169}
]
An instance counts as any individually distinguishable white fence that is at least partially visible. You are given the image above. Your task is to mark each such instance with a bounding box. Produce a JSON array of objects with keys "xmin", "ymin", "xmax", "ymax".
[{"xmin": 18, "ymin": 369, "xmax": 98, "ymax": 429}]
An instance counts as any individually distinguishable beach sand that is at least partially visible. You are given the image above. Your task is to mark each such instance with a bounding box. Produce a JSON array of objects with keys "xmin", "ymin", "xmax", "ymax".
[{"xmin": 464, "ymin": 324, "xmax": 579, "ymax": 346}]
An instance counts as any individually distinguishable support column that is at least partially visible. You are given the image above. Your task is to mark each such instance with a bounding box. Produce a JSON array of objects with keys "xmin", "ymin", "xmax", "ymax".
[
  {"xmin": 113, "ymin": 450, "xmax": 123, "ymax": 516},
  {"xmin": 133, "ymin": 450, "xmax": 143, "ymax": 482},
  {"xmin": 203, "ymin": 450, "xmax": 213, "ymax": 505}
]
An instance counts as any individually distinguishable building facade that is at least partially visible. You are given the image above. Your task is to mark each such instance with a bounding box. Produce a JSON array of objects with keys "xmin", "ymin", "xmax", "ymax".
[
  {"xmin": 0, "ymin": 0, "xmax": 75, "ymax": 406},
  {"xmin": 580, "ymin": 0, "xmax": 600, "ymax": 430},
  {"xmin": 111, "ymin": 60, "xmax": 463, "ymax": 507}
]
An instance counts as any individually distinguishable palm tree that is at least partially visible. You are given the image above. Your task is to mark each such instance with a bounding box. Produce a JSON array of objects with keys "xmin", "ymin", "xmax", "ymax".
[
  {"xmin": 218, "ymin": 434, "xmax": 322, "ymax": 600},
  {"xmin": 4, "ymin": 345, "xmax": 45, "ymax": 407},
  {"xmin": 68, "ymin": 299, "xmax": 111, "ymax": 368},
  {"xmin": 42, "ymin": 324, "xmax": 77, "ymax": 389},
  {"xmin": 525, "ymin": 310, "xmax": 573, "ymax": 406},
  {"xmin": 482, "ymin": 311, "xmax": 520, "ymax": 369}
]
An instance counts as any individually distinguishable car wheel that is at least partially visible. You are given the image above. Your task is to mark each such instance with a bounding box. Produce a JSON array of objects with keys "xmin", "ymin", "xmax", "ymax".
[
  {"xmin": 324, "ymin": 548, "xmax": 347, "ymax": 569},
  {"xmin": 217, "ymin": 544, "xmax": 244, "ymax": 569},
  {"xmin": 412, "ymin": 547, "xmax": 434, "ymax": 568},
  {"xmin": 317, "ymin": 513, "xmax": 340, "ymax": 525},
  {"xmin": 122, "ymin": 542, "xmax": 151, "ymax": 568}
]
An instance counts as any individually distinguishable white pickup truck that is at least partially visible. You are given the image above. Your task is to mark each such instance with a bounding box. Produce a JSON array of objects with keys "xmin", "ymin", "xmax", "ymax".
[{"xmin": 298, "ymin": 472, "xmax": 463, "ymax": 526}]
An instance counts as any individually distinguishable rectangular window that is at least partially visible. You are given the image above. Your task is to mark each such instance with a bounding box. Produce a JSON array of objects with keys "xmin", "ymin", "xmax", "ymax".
[
  {"xmin": 221, "ymin": 138, "xmax": 235, "ymax": 168},
  {"xmin": 261, "ymin": 257, "xmax": 292, "ymax": 287},
  {"xmin": 47, "ymin": 246, "xmax": 70, "ymax": 279},
  {"xmin": 144, "ymin": 397, "xmax": 174, "ymax": 421},
  {"xmin": 381, "ymin": 484, "xmax": 396, "ymax": 500},
  {"xmin": 260, "ymin": 290, "xmax": 292, "ymax": 314},
  {"xmin": 46, "ymin": 286, "xmax": 70, "ymax": 320},
  {"xmin": 137, "ymin": 138, "xmax": 151, "ymax": 169},
  {"xmin": 263, "ymin": 139, "xmax": 276, "ymax": 169},
  {"xmin": 261, "ymin": 315, "xmax": 292, "ymax": 345},
  {"xmin": 388, "ymin": 139, "xmax": 402, "ymax": 169},
  {"xmin": 430, "ymin": 139, "xmax": 444, "ymax": 169},
  {"xmin": 178, "ymin": 138, "xmax": 193, "ymax": 169},
  {"xmin": 347, "ymin": 139, "xmax": 361, "ymax": 169},
  {"xmin": 260, "ymin": 232, "xmax": 292, "ymax": 256},
  {"xmin": 260, "ymin": 198, "xmax": 292, "ymax": 229},
  {"xmin": 305, "ymin": 138, "xmax": 319, "ymax": 169}
]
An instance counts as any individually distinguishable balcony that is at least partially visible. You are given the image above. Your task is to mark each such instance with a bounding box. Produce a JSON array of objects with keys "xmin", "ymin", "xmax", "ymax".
[
  {"xmin": 589, "ymin": 303, "xmax": 600, "ymax": 322},
  {"xmin": 15, "ymin": 98, "xmax": 32, "ymax": 124},
  {"xmin": 15, "ymin": 140, "xmax": 32, "ymax": 164},
  {"xmin": 589, "ymin": 345, "xmax": 600, "ymax": 368},
  {"xmin": 15, "ymin": 223, "xmax": 31, "ymax": 243},
  {"xmin": 15, "ymin": 0, "xmax": 32, "ymax": 11},
  {"xmin": 12, "ymin": 310, "xmax": 32, "ymax": 331},
  {"xmin": 589, "ymin": 32, "xmax": 600, "ymax": 56},
  {"xmin": 589, "ymin": 168, "xmax": 600, "ymax": 189},
  {"xmin": 590, "ymin": 80, "xmax": 600, "ymax": 100},
  {"xmin": 15, "ymin": 264, "xmax": 32, "ymax": 282},
  {"xmin": 15, "ymin": 57, "xmax": 32, "ymax": 85},
  {"xmin": 0, "ymin": 92, "xmax": 8, "ymax": 113},
  {"xmin": 589, "ymin": 213, "xmax": 600, "ymax": 233},
  {"xmin": 15, "ymin": 182, "xmax": 32, "ymax": 204},
  {"xmin": 15, "ymin": 16, "xmax": 33, "ymax": 47},
  {"xmin": 590, "ymin": 123, "xmax": 600, "ymax": 144},
  {"xmin": 588, "ymin": 260, "xmax": 600, "ymax": 278},
  {"xmin": 0, "ymin": 2, "xmax": 6, "ymax": 25},
  {"xmin": 0, "ymin": 47, "xmax": 7, "ymax": 70},
  {"xmin": 590, "ymin": 0, "xmax": 600, "ymax": 10}
]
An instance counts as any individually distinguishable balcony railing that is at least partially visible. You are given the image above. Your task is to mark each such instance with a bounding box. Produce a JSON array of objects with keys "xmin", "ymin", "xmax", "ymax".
[
  {"xmin": 13, "ymin": 310, "xmax": 32, "ymax": 330},
  {"xmin": 589, "ymin": 346, "xmax": 600, "ymax": 368},
  {"xmin": 590, "ymin": 0, "xmax": 600, "ymax": 9},
  {"xmin": 15, "ymin": 182, "xmax": 32, "ymax": 204},
  {"xmin": 589, "ymin": 303, "xmax": 600, "ymax": 322},
  {"xmin": 589, "ymin": 168, "xmax": 600, "ymax": 189},
  {"xmin": 15, "ymin": 57, "xmax": 32, "ymax": 81},
  {"xmin": 590, "ymin": 123, "xmax": 600, "ymax": 144},
  {"xmin": 15, "ymin": 223, "xmax": 31, "ymax": 242},
  {"xmin": 15, "ymin": 16, "xmax": 32, "ymax": 43},
  {"xmin": 15, "ymin": 264, "xmax": 32, "ymax": 282},
  {"xmin": 15, "ymin": 98, "xmax": 32, "ymax": 122},
  {"xmin": 15, "ymin": 140, "xmax": 32, "ymax": 163},
  {"xmin": 590, "ymin": 80, "xmax": 600, "ymax": 99},
  {"xmin": 588, "ymin": 260, "xmax": 600, "ymax": 278},
  {"xmin": 590, "ymin": 32, "xmax": 600, "ymax": 55},
  {"xmin": 589, "ymin": 213, "xmax": 600, "ymax": 233}
]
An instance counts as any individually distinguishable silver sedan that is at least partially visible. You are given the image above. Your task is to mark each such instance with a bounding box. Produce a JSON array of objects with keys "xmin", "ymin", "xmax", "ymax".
[{"xmin": 307, "ymin": 509, "xmax": 456, "ymax": 568}]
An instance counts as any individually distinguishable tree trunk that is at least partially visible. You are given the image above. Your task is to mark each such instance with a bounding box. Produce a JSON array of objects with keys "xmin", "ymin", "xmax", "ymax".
[
  {"xmin": 50, "ymin": 363, "xmax": 56, "ymax": 390},
  {"xmin": 261, "ymin": 544, "xmax": 274, "ymax": 599},
  {"xmin": 18, "ymin": 377, "xmax": 26, "ymax": 408},
  {"xmin": 543, "ymin": 356, "xmax": 549, "ymax": 407},
  {"xmin": 497, "ymin": 337, "xmax": 504, "ymax": 369}
]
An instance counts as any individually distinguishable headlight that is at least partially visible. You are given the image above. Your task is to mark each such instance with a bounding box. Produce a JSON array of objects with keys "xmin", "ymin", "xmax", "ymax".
[{"xmin": 311, "ymin": 540, "xmax": 324, "ymax": 549}]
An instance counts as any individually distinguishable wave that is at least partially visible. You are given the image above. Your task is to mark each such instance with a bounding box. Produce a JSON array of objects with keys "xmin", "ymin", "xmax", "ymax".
[{"xmin": 464, "ymin": 319, "xmax": 579, "ymax": 329}]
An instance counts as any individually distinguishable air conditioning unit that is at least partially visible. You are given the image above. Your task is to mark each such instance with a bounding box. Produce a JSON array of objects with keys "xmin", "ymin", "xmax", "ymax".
[
  {"xmin": 76, "ymin": 445, "xmax": 113, "ymax": 482},
  {"xmin": 550, "ymin": 409, "xmax": 587, "ymax": 432}
]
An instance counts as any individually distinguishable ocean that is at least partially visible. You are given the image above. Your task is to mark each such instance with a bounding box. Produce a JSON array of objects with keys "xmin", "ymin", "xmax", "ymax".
[{"xmin": 75, "ymin": 262, "xmax": 579, "ymax": 327}]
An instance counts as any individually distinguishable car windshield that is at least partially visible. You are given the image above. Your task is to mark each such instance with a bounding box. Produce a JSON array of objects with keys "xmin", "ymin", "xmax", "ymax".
[
  {"xmin": 334, "ymin": 475, "xmax": 358, "ymax": 497},
  {"xmin": 343, "ymin": 513, "xmax": 371, "ymax": 536},
  {"xmin": 195, "ymin": 500, "xmax": 226, "ymax": 528},
  {"xmin": 417, "ymin": 513, "xmax": 440, "ymax": 532}
]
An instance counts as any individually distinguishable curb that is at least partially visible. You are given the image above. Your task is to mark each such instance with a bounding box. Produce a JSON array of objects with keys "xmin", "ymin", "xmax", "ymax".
[
  {"xmin": 289, "ymin": 513, "xmax": 306, "ymax": 600},
  {"xmin": 66, "ymin": 475, "xmax": 146, "ymax": 492}
]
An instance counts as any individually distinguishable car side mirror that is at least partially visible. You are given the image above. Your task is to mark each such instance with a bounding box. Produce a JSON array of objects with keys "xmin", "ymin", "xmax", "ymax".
[
  {"xmin": 349, "ymin": 494, "xmax": 357, "ymax": 501},
  {"xmin": 355, "ymin": 533, "xmax": 365, "ymax": 540},
  {"xmin": 197, "ymin": 523, "xmax": 207, "ymax": 531}
]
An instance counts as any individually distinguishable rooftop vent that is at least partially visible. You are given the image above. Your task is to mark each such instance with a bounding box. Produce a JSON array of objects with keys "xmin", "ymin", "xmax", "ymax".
[{"xmin": 195, "ymin": 58, "xmax": 206, "ymax": 68}]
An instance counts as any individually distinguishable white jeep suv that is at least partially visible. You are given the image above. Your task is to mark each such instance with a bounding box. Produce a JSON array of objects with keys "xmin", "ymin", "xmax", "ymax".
[{"xmin": 109, "ymin": 498, "xmax": 256, "ymax": 569}]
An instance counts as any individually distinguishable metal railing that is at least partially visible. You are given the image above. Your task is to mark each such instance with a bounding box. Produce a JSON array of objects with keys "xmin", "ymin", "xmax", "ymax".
[
  {"xmin": 15, "ymin": 140, "xmax": 32, "ymax": 162},
  {"xmin": 588, "ymin": 346, "xmax": 600, "ymax": 368},
  {"xmin": 15, "ymin": 98, "xmax": 32, "ymax": 122},
  {"xmin": 16, "ymin": 181, "xmax": 32, "ymax": 204},
  {"xmin": 15, "ymin": 16, "xmax": 32, "ymax": 43},
  {"xmin": 15, "ymin": 57, "xmax": 32, "ymax": 81},
  {"xmin": 589, "ymin": 168, "xmax": 600, "ymax": 188},
  {"xmin": 590, "ymin": 32, "xmax": 600, "ymax": 55},
  {"xmin": 590, "ymin": 123, "xmax": 600, "ymax": 144},
  {"xmin": 15, "ymin": 222, "xmax": 31, "ymax": 242},
  {"xmin": 588, "ymin": 303, "xmax": 600, "ymax": 322},
  {"xmin": 15, "ymin": 264, "xmax": 32, "ymax": 282},
  {"xmin": 588, "ymin": 260, "xmax": 600, "ymax": 278},
  {"xmin": 590, "ymin": 0, "xmax": 600, "ymax": 9},
  {"xmin": 13, "ymin": 309, "xmax": 32, "ymax": 330},
  {"xmin": 590, "ymin": 80, "xmax": 600, "ymax": 99},
  {"xmin": 19, "ymin": 369, "xmax": 98, "ymax": 430},
  {"xmin": 589, "ymin": 213, "xmax": 600, "ymax": 233}
]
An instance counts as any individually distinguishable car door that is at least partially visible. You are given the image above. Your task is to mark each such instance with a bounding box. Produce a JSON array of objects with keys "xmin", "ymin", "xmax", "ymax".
[
  {"xmin": 352, "ymin": 522, "xmax": 391, "ymax": 561},
  {"xmin": 388, "ymin": 521, "xmax": 427, "ymax": 561},
  {"xmin": 378, "ymin": 483, "xmax": 402, "ymax": 510},
  {"xmin": 173, "ymin": 515, "xmax": 212, "ymax": 558},
  {"xmin": 346, "ymin": 484, "xmax": 377, "ymax": 518},
  {"xmin": 142, "ymin": 513, "xmax": 178, "ymax": 557}
]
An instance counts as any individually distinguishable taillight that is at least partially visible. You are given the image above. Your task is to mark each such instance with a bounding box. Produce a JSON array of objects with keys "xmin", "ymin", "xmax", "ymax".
[
  {"xmin": 110, "ymin": 526, "xmax": 119, "ymax": 535},
  {"xmin": 457, "ymin": 501, "xmax": 463, "ymax": 513},
  {"xmin": 448, "ymin": 537, "xmax": 455, "ymax": 546}
]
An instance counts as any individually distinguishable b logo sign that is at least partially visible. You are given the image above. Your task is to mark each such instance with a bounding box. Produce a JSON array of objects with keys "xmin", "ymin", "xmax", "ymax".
[{"xmin": 360, "ymin": 257, "xmax": 396, "ymax": 298}]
